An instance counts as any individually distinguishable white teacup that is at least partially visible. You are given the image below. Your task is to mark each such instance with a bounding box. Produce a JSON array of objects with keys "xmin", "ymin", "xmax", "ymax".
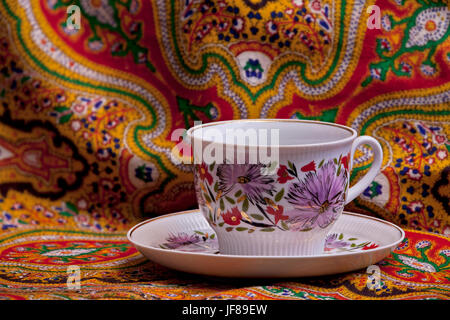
[{"xmin": 186, "ymin": 119, "xmax": 383, "ymax": 256}]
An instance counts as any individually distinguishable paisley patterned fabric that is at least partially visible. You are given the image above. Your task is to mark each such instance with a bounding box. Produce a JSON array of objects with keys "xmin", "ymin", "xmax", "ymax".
[
  {"xmin": 0, "ymin": 229, "xmax": 448, "ymax": 300},
  {"xmin": 0, "ymin": 0, "xmax": 449, "ymax": 300}
]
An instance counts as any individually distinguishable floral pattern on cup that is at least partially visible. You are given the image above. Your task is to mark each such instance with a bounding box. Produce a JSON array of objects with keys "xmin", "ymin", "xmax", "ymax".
[
  {"xmin": 194, "ymin": 154, "xmax": 350, "ymax": 233},
  {"xmin": 159, "ymin": 231, "xmax": 379, "ymax": 254},
  {"xmin": 324, "ymin": 233, "xmax": 380, "ymax": 252},
  {"xmin": 285, "ymin": 160, "xmax": 347, "ymax": 231},
  {"xmin": 217, "ymin": 163, "xmax": 276, "ymax": 205}
]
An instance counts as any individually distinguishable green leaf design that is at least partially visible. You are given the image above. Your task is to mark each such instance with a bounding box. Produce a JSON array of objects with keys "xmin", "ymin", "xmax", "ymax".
[
  {"xmin": 338, "ymin": 233, "xmax": 344, "ymax": 240},
  {"xmin": 210, "ymin": 234, "xmax": 215, "ymax": 239},
  {"xmin": 288, "ymin": 161, "xmax": 295, "ymax": 171},
  {"xmin": 260, "ymin": 228, "xmax": 275, "ymax": 232},
  {"xmin": 203, "ymin": 193, "xmax": 212, "ymax": 204},
  {"xmin": 236, "ymin": 227, "xmax": 248, "ymax": 232},
  {"xmin": 209, "ymin": 162, "xmax": 215, "ymax": 172},
  {"xmin": 59, "ymin": 113, "xmax": 73, "ymax": 124},
  {"xmin": 248, "ymin": 229, "xmax": 255, "ymax": 233},
  {"xmin": 242, "ymin": 198, "xmax": 249, "ymax": 212},
  {"xmin": 220, "ymin": 199, "xmax": 225, "ymax": 211},
  {"xmin": 348, "ymin": 238, "xmax": 357, "ymax": 241},
  {"xmin": 275, "ymin": 188, "xmax": 284, "ymax": 202},
  {"xmin": 294, "ymin": 108, "xmax": 338, "ymax": 123},
  {"xmin": 225, "ymin": 196, "xmax": 235, "ymax": 204},
  {"xmin": 250, "ymin": 214, "xmax": 264, "ymax": 221},
  {"xmin": 337, "ymin": 165, "xmax": 341, "ymax": 176},
  {"xmin": 214, "ymin": 181, "xmax": 219, "ymax": 192},
  {"xmin": 65, "ymin": 202, "xmax": 79, "ymax": 214},
  {"xmin": 361, "ymin": 76, "xmax": 373, "ymax": 87},
  {"xmin": 59, "ymin": 211, "xmax": 73, "ymax": 217},
  {"xmin": 281, "ymin": 221, "xmax": 289, "ymax": 230},
  {"xmin": 234, "ymin": 190, "xmax": 242, "ymax": 197},
  {"xmin": 194, "ymin": 231, "xmax": 205, "ymax": 235},
  {"xmin": 287, "ymin": 161, "xmax": 298, "ymax": 176},
  {"xmin": 225, "ymin": 227, "xmax": 233, "ymax": 232},
  {"xmin": 54, "ymin": 106, "xmax": 70, "ymax": 113},
  {"xmin": 318, "ymin": 159, "xmax": 325, "ymax": 168},
  {"xmin": 21, "ymin": 76, "xmax": 30, "ymax": 84},
  {"xmin": 218, "ymin": 222, "xmax": 224, "ymax": 227}
]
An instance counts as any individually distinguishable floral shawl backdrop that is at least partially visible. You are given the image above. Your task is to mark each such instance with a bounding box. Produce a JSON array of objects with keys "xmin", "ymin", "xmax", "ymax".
[{"xmin": 0, "ymin": 0, "xmax": 448, "ymax": 300}]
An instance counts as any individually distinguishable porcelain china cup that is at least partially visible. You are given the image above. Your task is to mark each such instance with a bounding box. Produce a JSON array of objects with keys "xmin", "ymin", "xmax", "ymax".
[{"xmin": 186, "ymin": 119, "xmax": 383, "ymax": 256}]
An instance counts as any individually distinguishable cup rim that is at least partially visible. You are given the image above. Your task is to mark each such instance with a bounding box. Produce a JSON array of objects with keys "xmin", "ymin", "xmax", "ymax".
[{"xmin": 186, "ymin": 119, "xmax": 358, "ymax": 148}]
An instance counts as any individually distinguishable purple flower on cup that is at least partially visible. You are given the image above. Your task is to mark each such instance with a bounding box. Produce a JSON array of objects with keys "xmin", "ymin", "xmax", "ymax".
[
  {"xmin": 285, "ymin": 160, "xmax": 347, "ymax": 230},
  {"xmin": 216, "ymin": 164, "xmax": 275, "ymax": 204},
  {"xmin": 163, "ymin": 232, "xmax": 200, "ymax": 249}
]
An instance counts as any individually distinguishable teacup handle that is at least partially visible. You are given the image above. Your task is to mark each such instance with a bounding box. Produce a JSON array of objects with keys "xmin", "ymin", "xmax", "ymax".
[{"xmin": 345, "ymin": 136, "xmax": 383, "ymax": 204}]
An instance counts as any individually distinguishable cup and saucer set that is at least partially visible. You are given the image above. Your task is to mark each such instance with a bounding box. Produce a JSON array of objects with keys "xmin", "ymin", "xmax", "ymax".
[{"xmin": 128, "ymin": 120, "xmax": 404, "ymax": 278}]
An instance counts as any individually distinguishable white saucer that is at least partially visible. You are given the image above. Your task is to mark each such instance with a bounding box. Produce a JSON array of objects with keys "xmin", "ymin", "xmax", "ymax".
[{"xmin": 127, "ymin": 209, "xmax": 404, "ymax": 278}]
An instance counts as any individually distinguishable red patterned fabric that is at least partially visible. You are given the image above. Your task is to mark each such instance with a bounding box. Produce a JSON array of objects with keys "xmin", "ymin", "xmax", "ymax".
[
  {"xmin": 0, "ymin": 0, "xmax": 448, "ymax": 299},
  {"xmin": 0, "ymin": 229, "xmax": 447, "ymax": 299}
]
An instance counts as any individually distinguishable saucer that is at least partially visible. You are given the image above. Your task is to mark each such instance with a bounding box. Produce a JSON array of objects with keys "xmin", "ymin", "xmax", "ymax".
[{"xmin": 127, "ymin": 209, "xmax": 404, "ymax": 278}]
